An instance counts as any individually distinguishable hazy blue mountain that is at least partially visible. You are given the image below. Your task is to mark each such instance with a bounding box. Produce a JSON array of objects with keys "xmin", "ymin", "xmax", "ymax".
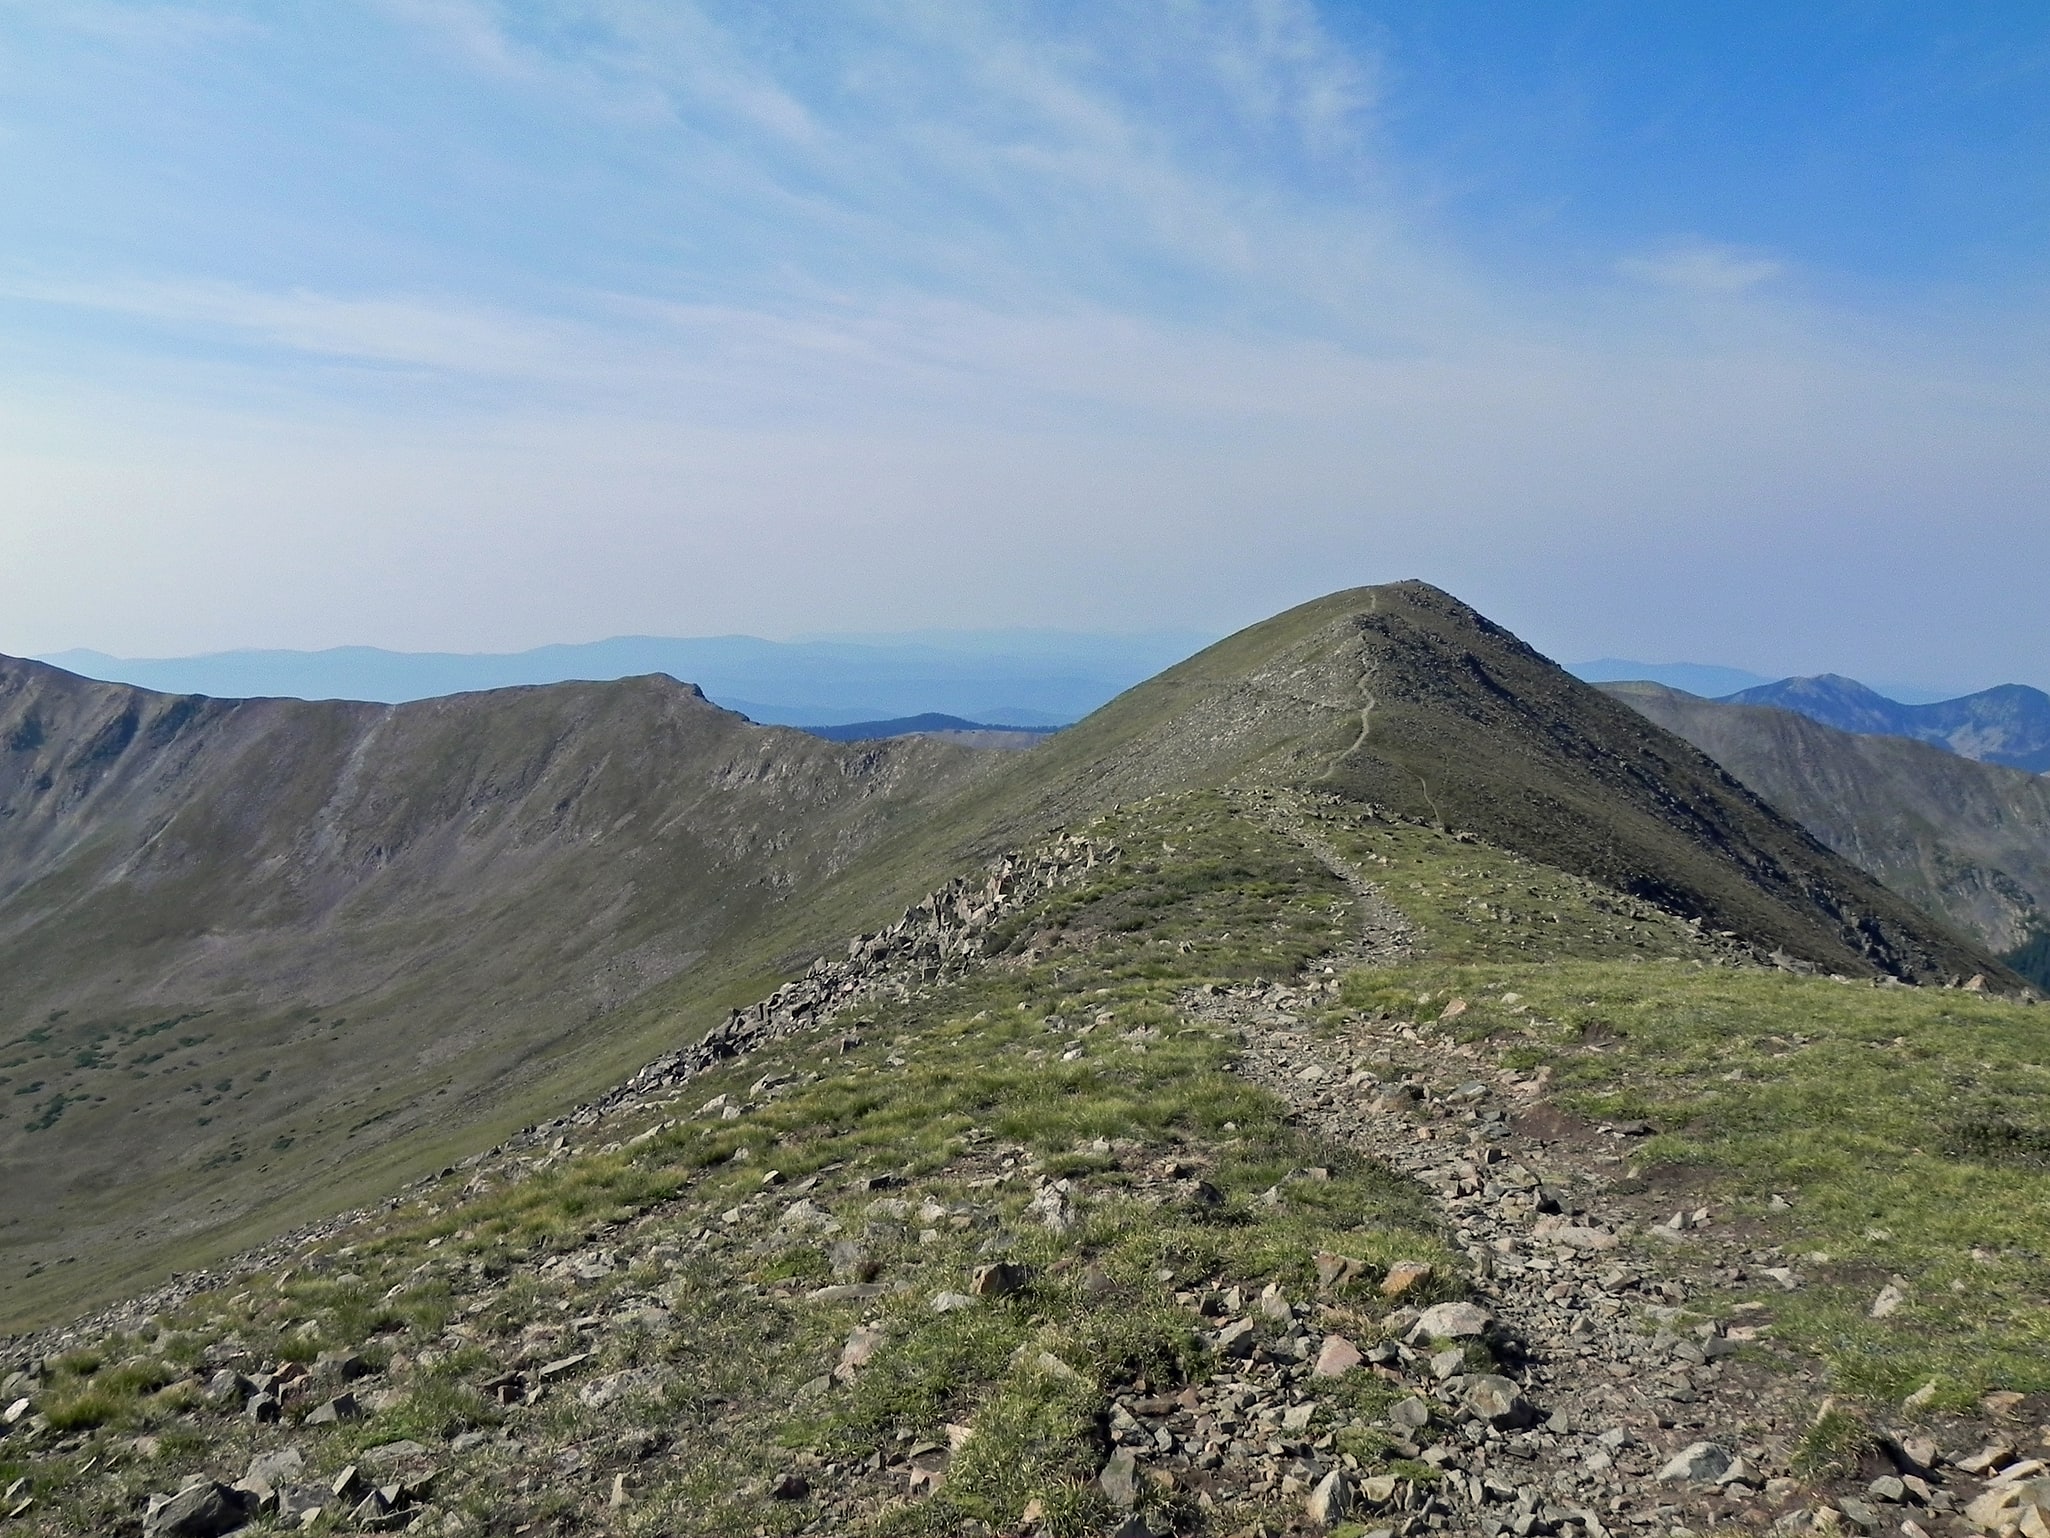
[
  {"xmin": 36, "ymin": 629, "xmax": 1216, "ymax": 727},
  {"xmin": 800, "ymin": 713, "xmax": 1057, "ymax": 741},
  {"xmin": 1568, "ymin": 658, "xmax": 1775, "ymax": 697},
  {"xmin": 1570, "ymin": 659, "xmax": 1961, "ymax": 705},
  {"xmin": 1723, "ymin": 675, "xmax": 2050, "ymax": 772}
]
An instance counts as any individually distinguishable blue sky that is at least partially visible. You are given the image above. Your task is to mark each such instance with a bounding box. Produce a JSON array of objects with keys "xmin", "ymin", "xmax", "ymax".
[{"xmin": 3, "ymin": 2, "xmax": 2046, "ymax": 689}]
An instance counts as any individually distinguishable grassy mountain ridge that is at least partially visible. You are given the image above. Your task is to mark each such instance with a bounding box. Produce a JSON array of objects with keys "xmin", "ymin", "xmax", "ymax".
[
  {"xmin": 1602, "ymin": 680, "xmax": 2050, "ymax": 981},
  {"xmin": 0, "ymin": 583, "xmax": 2017, "ymax": 1333}
]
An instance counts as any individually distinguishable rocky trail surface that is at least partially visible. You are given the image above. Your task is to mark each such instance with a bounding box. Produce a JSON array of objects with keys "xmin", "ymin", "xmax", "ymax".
[{"xmin": 1169, "ymin": 796, "xmax": 2041, "ymax": 1538}]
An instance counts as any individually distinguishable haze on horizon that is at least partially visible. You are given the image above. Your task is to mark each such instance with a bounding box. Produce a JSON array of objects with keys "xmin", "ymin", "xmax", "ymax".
[{"xmin": 3, "ymin": 3, "xmax": 2047, "ymax": 693}]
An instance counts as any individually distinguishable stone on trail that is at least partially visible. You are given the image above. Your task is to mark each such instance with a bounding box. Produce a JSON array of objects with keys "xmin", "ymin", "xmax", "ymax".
[
  {"xmin": 143, "ymin": 1481, "xmax": 253, "ymax": 1538},
  {"xmin": 1657, "ymin": 1441, "xmax": 1733, "ymax": 1483},
  {"xmin": 303, "ymin": 1391, "xmax": 360, "ymax": 1425},
  {"xmin": 1306, "ymin": 1468, "xmax": 1351, "ymax": 1526},
  {"xmin": 1312, "ymin": 1334, "xmax": 1362, "ymax": 1378},
  {"xmin": 1870, "ymin": 1283, "xmax": 1906, "ymax": 1319},
  {"xmin": 1966, "ymin": 1475, "xmax": 2050, "ymax": 1535},
  {"xmin": 1388, "ymin": 1397, "xmax": 1431, "ymax": 1431},
  {"xmin": 930, "ymin": 1291, "xmax": 976, "ymax": 1313},
  {"xmin": 1462, "ymin": 1374, "xmax": 1536, "ymax": 1430},
  {"xmin": 1098, "ymin": 1446, "xmax": 1140, "ymax": 1510},
  {"xmin": 1214, "ymin": 1317, "xmax": 1258, "ymax": 1358},
  {"xmin": 1409, "ymin": 1300, "xmax": 1492, "ymax": 1342},
  {"xmin": 242, "ymin": 1449, "xmax": 304, "ymax": 1492}
]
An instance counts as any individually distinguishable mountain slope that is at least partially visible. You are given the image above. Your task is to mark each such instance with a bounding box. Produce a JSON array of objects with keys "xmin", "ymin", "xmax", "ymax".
[
  {"xmin": 1724, "ymin": 673, "xmax": 2050, "ymax": 772},
  {"xmin": 1011, "ymin": 582, "xmax": 1996, "ymax": 984},
  {"xmin": 1604, "ymin": 680, "xmax": 2050, "ymax": 968},
  {"xmin": 0, "ymin": 659, "xmax": 1001, "ymax": 1324},
  {"xmin": 0, "ymin": 582, "xmax": 2019, "ymax": 1330}
]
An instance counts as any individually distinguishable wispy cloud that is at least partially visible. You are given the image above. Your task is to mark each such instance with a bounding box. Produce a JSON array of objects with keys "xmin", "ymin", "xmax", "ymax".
[
  {"xmin": 1, "ymin": 1, "xmax": 2047, "ymax": 689},
  {"xmin": 1617, "ymin": 240, "xmax": 1787, "ymax": 294}
]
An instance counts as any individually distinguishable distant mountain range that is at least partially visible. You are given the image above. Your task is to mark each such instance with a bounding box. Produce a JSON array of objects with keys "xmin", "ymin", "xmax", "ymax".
[
  {"xmin": 1720, "ymin": 674, "xmax": 2050, "ymax": 772},
  {"xmin": 1568, "ymin": 658, "xmax": 1962, "ymax": 706},
  {"xmin": 799, "ymin": 713, "xmax": 1058, "ymax": 749},
  {"xmin": 1576, "ymin": 662, "xmax": 2050, "ymax": 774},
  {"xmin": 36, "ymin": 629, "xmax": 1216, "ymax": 728}
]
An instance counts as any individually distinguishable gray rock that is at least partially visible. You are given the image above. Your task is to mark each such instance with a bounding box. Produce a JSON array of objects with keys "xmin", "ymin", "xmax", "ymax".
[
  {"xmin": 302, "ymin": 1392, "xmax": 360, "ymax": 1426},
  {"xmin": 1215, "ymin": 1317, "xmax": 1258, "ymax": 1358},
  {"xmin": 1099, "ymin": 1446, "xmax": 1140, "ymax": 1509},
  {"xmin": 1409, "ymin": 1301, "xmax": 1492, "ymax": 1342},
  {"xmin": 204, "ymin": 1370, "xmax": 252, "ymax": 1407},
  {"xmin": 930, "ymin": 1291, "xmax": 977, "ymax": 1313},
  {"xmin": 143, "ymin": 1481, "xmax": 253, "ymax": 1538},
  {"xmin": 242, "ymin": 1449, "xmax": 304, "ymax": 1491},
  {"xmin": 1388, "ymin": 1397, "xmax": 1431, "ymax": 1432},
  {"xmin": 1462, "ymin": 1374, "xmax": 1536, "ymax": 1430},
  {"xmin": 1306, "ymin": 1468, "xmax": 1351, "ymax": 1526},
  {"xmin": 1656, "ymin": 1441, "xmax": 1732, "ymax": 1483}
]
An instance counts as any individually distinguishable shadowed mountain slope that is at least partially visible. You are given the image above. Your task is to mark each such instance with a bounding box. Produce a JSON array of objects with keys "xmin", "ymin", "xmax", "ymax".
[
  {"xmin": 1724, "ymin": 673, "xmax": 2050, "ymax": 772},
  {"xmin": 1605, "ymin": 680, "xmax": 2050, "ymax": 967},
  {"xmin": 0, "ymin": 583, "xmax": 2018, "ymax": 1328}
]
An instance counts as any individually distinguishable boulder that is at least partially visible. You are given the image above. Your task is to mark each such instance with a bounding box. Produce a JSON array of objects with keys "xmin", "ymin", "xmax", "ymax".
[
  {"xmin": 1965, "ymin": 1475, "xmax": 2050, "ymax": 1535},
  {"xmin": 143, "ymin": 1481, "xmax": 253, "ymax": 1538},
  {"xmin": 242, "ymin": 1449, "xmax": 304, "ymax": 1491},
  {"xmin": 1462, "ymin": 1374, "xmax": 1536, "ymax": 1430},
  {"xmin": 1657, "ymin": 1442, "xmax": 1733, "ymax": 1483},
  {"xmin": 1408, "ymin": 1301, "xmax": 1492, "ymax": 1342},
  {"xmin": 1306, "ymin": 1469, "xmax": 1350, "ymax": 1526},
  {"xmin": 1098, "ymin": 1447, "xmax": 1140, "ymax": 1510},
  {"xmin": 1312, "ymin": 1334, "xmax": 1362, "ymax": 1378}
]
